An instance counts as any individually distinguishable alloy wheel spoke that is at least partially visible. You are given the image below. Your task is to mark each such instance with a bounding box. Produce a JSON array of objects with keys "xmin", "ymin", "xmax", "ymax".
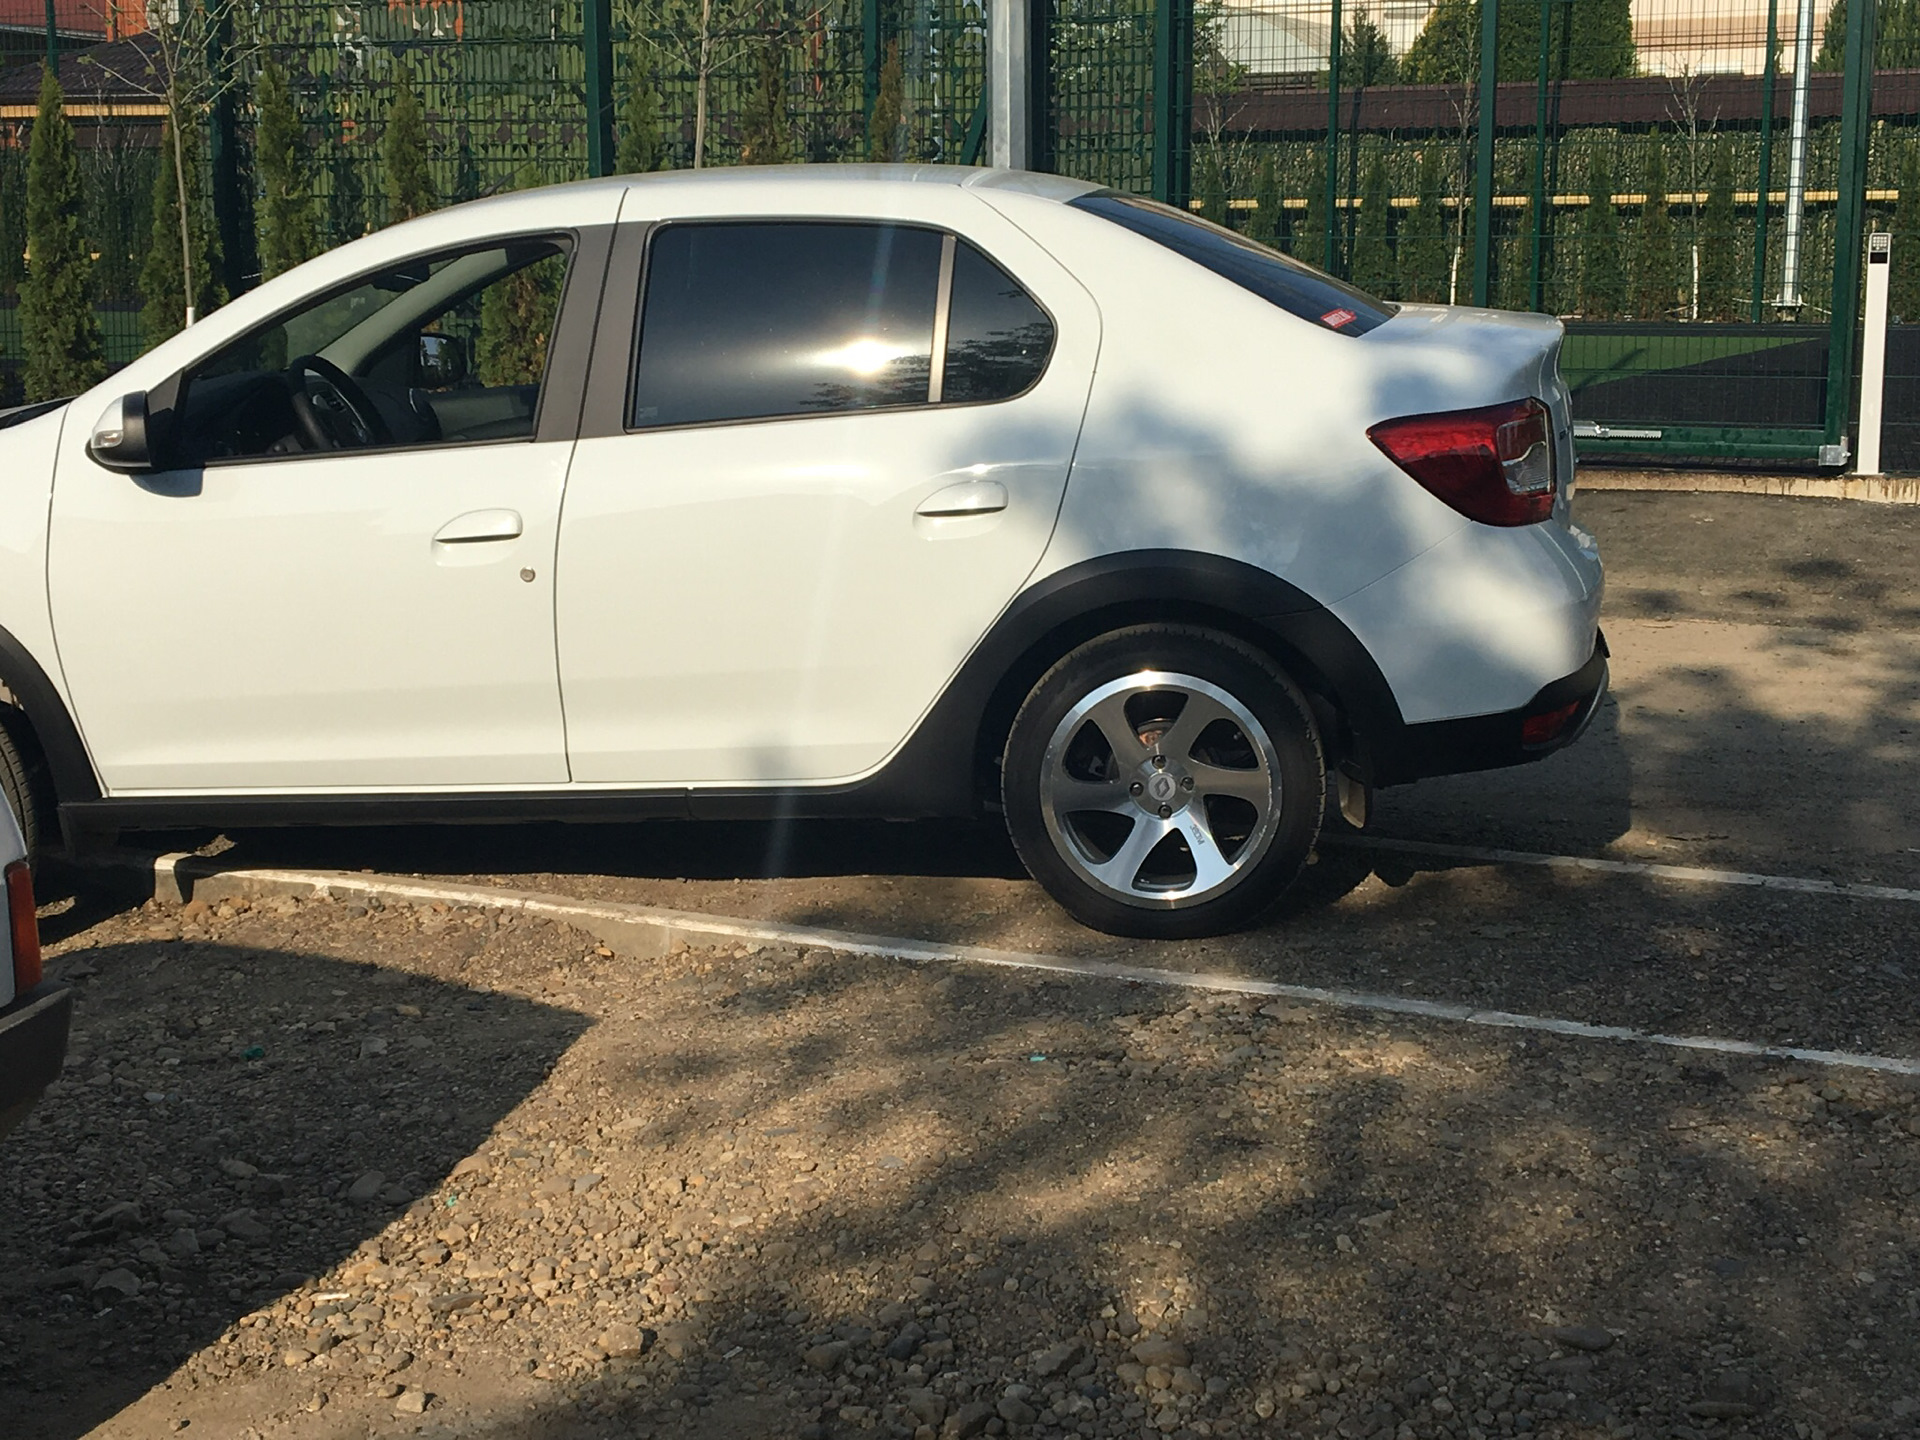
[
  {"xmin": 1157, "ymin": 688, "xmax": 1237, "ymax": 764},
  {"xmin": 1082, "ymin": 691, "xmax": 1152, "ymax": 771},
  {"xmin": 1175, "ymin": 812, "xmax": 1238, "ymax": 893},
  {"xmin": 1089, "ymin": 815, "xmax": 1172, "ymax": 894},
  {"xmin": 1187, "ymin": 759, "xmax": 1274, "ymax": 807},
  {"xmin": 1046, "ymin": 772, "xmax": 1134, "ymax": 816}
]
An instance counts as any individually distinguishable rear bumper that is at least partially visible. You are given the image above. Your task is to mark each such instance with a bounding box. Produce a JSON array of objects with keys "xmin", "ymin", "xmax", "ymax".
[
  {"xmin": 0, "ymin": 981, "xmax": 72, "ymax": 1140},
  {"xmin": 1391, "ymin": 632, "xmax": 1610, "ymax": 782}
]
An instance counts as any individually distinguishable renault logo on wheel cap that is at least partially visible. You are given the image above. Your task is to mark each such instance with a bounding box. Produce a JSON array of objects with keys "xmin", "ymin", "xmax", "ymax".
[{"xmin": 1146, "ymin": 772, "xmax": 1179, "ymax": 804}]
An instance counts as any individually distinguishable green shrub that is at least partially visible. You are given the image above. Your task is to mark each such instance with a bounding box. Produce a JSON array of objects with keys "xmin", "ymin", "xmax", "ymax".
[{"xmin": 22, "ymin": 68, "xmax": 104, "ymax": 400}]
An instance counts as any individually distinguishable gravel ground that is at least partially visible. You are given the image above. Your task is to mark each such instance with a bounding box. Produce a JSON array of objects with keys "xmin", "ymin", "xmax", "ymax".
[{"xmin": 4, "ymin": 881, "xmax": 1918, "ymax": 1440}]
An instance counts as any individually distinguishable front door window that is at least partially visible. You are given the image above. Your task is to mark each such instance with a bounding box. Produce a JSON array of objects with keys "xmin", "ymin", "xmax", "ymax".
[{"xmin": 173, "ymin": 239, "xmax": 571, "ymax": 465}]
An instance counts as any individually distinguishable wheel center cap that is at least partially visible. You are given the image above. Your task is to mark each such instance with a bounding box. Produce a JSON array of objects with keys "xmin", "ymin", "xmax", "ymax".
[{"xmin": 1145, "ymin": 771, "xmax": 1180, "ymax": 805}]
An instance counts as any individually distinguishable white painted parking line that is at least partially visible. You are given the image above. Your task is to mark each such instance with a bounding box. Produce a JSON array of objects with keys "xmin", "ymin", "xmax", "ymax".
[
  {"xmin": 1341, "ymin": 834, "xmax": 1920, "ymax": 904},
  {"xmin": 138, "ymin": 856, "xmax": 1920, "ymax": 1078}
]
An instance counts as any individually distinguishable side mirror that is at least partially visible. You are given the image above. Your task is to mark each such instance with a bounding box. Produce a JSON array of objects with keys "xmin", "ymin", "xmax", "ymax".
[
  {"xmin": 417, "ymin": 333, "xmax": 469, "ymax": 388},
  {"xmin": 88, "ymin": 393, "xmax": 152, "ymax": 472}
]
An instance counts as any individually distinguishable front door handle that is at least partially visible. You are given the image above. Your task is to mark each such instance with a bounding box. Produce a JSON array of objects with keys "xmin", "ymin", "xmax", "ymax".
[
  {"xmin": 915, "ymin": 480, "xmax": 1008, "ymax": 518},
  {"xmin": 433, "ymin": 509, "xmax": 524, "ymax": 544}
]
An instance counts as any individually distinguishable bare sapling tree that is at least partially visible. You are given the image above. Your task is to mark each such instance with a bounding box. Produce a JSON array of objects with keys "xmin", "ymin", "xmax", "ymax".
[
  {"xmin": 1664, "ymin": 61, "xmax": 1721, "ymax": 320},
  {"xmin": 81, "ymin": 0, "xmax": 255, "ymax": 330},
  {"xmin": 634, "ymin": 0, "xmax": 786, "ymax": 169}
]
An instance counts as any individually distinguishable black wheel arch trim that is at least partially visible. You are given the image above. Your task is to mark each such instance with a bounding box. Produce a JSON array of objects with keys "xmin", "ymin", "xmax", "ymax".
[{"xmin": 0, "ymin": 622, "xmax": 100, "ymax": 806}]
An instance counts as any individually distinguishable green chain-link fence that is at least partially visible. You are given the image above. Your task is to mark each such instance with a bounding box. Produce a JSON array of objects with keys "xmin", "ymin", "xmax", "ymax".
[
  {"xmin": 1203, "ymin": 0, "xmax": 1897, "ymax": 465},
  {"xmin": 0, "ymin": 0, "xmax": 1911, "ymax": 468}
]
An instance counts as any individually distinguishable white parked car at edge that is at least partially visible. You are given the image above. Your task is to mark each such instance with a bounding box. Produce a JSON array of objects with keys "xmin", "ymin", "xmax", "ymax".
[{"xmin": 0, "ymin": 166, "xmax": 1604, "ymax": 939}]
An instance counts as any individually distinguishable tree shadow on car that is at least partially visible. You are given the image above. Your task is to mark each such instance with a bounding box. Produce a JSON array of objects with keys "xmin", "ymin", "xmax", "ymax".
[{"xmin": 0, "ymin": 937, "xmax": 588, "ymax": 1440}]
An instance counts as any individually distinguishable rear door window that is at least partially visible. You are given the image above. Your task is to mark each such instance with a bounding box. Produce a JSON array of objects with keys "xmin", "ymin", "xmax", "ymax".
[
  {"xmin": 631, "ymin": 222, "xmax": 944, "ymax": 428},
  {"xmin": 1071, "ymin": 191, "xmax": 1396, "ymax": 336}
]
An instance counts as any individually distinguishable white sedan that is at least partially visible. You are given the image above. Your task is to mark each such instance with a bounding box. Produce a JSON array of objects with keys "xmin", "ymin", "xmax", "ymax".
[{"xmin": 0, "ymin": 166, "xmax": 1603, "ymax": 938}]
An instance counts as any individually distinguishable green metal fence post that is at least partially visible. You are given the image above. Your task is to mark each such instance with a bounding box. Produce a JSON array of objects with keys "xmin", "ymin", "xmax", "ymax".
[
  {"xmin": 42, "ymin": 0, "xmax": 53, "ymax": 73},
  {"xmin": 1473, "ymin": 0, "xmax": 1498, "ymax": 305},
  {"xmin": 1530, "ymin": 0, "xmax": 1550, "ymax": 310},
  {"xmin": 584, "ymin": 0, "xmax": 615, "ymax": 178},
  {"xmin": 1325, "ymin": 0, "xmax": 1340, "ymax": 271},
  {"xmin": 1824, "ymin": 0, "xmax": 1877, "ymax": 458},
  {"xmin": 864, "ymin": 0, "xmax": 883, "ymax": 129},
  {"xmin": 1751, "ymin": 0, "xmax": 1779, "ymax": 321},
  {"xmin": 206, "ymin": 2, "xmax": 246, "ymax": 295},
  {"xmin": 1153, "ymin": 0, "xmax": 1192, "ymax": 205}
]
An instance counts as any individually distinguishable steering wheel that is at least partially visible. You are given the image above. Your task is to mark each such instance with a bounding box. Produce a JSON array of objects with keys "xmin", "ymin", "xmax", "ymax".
[{"xmin": 288, "ymin": 353, "xmax": 391, "ymax": 451}]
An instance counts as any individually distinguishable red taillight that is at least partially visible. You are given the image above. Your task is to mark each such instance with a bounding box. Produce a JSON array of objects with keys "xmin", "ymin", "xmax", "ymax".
[
  {"xmin": 6, "ymin": 859, "xmax": 39, "ymax": 992},
  {"xmin": 1368, "ymin": 397, "xmax": 1557, "ymax": 526},
  {"xmin": 1521, "ymin": 700, "xmax": 1581, "ymax": 747}
]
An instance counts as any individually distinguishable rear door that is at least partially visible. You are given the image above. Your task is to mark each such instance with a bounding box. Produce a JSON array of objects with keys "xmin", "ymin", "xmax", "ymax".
[{"xmin": 556, "ymin": 204, "xmax": 1098, "ymax": 786}]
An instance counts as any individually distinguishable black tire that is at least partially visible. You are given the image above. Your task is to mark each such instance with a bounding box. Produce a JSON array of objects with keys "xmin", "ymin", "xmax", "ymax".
[
  {"xmin": 0, "ymin": 702, "xmax": 56, "ymax": 863},
  {"xmin": 1001, "ymin": 624, "xmax": 1324, "ymax": 939}
]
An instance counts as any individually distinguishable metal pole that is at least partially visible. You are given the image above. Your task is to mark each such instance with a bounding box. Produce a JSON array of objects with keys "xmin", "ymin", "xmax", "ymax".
[
  {"xmin": 1858, "ymin": 233, "xmax": 1892, "ymax": 475},
  {"xmin": 1751, "ymin": 0, "xmax": 1779, "ymax": 320},
  {"xmin": 1824, "ymin": 0, "xmax": 1876, "ymax": 459},
  {"xmin": 991, "ymin": 0, "xmax": 1032, "ymax": 170},
  {"xmin": 1530, "ymin": 0, "xmax": 1550, "ymax": 310},
  {"xmin": 584, "ymin": 0, "xmax": 614, "ymax": 177},
  {"xmin": 1776, "ymin": 0, "xmax": 1818, "ymax": 310},
  {"xmin": 1325, "ymin": 0, "xmax": 1341, "ymax": 272},
  {"xmin": 43, "ymin": 0, "xmax": 55, "ymax": 74},
  {"xmin": 1154, "ymin": 0, "xmax": 1176, "ymax": 200},
  {"xmin": 1472, "ymin": 0, "xmax": 1498, "ymax": 305},
  {"xmin": 207, "ymin": 3, "xmax": 244, "ymax": 295},
  {"xmin": 864, "ymin": 0, "xmax": 882, "ymax": 130}
]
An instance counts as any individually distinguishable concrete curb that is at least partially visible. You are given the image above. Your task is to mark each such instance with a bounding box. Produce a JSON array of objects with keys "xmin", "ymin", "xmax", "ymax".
[{"xmin": 1579, "ymin": 469, "xmax": 1920, "ymax": 504}]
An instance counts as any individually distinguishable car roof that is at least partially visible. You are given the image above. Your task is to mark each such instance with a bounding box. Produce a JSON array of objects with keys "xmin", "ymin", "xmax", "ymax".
[{"xmin": 451, "ymin": 164, "xmax": 1102, "ymax": 222}]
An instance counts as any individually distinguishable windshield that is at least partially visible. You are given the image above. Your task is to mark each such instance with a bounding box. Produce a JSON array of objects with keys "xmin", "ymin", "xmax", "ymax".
[{"xmin": 1070, "ymin": 191, "xmax": 1397, "ymax": 337}]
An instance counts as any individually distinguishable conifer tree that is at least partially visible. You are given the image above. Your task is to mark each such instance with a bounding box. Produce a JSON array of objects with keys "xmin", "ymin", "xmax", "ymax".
[
  {"xmin": 1299, "ymin": 149, "xmax": 1330, "ymax": 267},
  {"xmin": 1402, "ymin": 0, "xmax": 1480, "ymax": 85},
  {"xmin": 618, "ymin": 64, "xmax": 665, "ymax": 174},
  {"xmin": 382, "ymin": 65, "xmax": 436, "ymax": 224},
  {"xmin": 1248, "ymin": 151, "xmax": 1283, "ymax": 247},
  {"xmin": 1630, "ymin": 138, "xmax": 1676, "ymax": 319},
  {"xmin": 739, "ymin": 35, "xmax": 790, "ymax": 165},
  {"xmin": 1498, "ymin": 200, "xmax": 1533, "ymax": 310},
  {"xmin": 1696, "ymin": 140, "xmax": 1740, "ymax": 319},
  {"xmin": 328, "ymin": 105, "xmax": 366, "ymax": 244},
  {"xmin": 1566, "ymin": 0, "xmax": 1635, "ymax": 79},
  {"xmin": 866, "ymin": 38, "xmax": 905, "ymax": 162},
  {"xmin": 1197, "ymin": 148, "xmax": 1230, "ymax": 226},
  {"xmin": 254, "ymin": 62, "xmax": 319, "ymax": 281},
  {"xmin": 478, "ymin": 256, "xmax": 561, "ymax": 387},
  {"xmin": 22, "ymin": 68, "xmax": 103, "ymax": 400},
  {"xmin": 451, "ymin": 128, "xmax": 485, "ymax": 203},
  {"xmin": 1894, "ymin": 147, "xmax": 1920, "ymax": 322},
  {"xmin": 1351, "ymin": 152, "xmax": 1395, "ymax": 297},
  {"xmin": 140, "ymin": 113, "xmax": 224, "ymax": 348},
  {"xmin": 1577, "ymin": 149, "xmax": 1624, "ymax": 317},
  {"xmin": 1399, "ymin": 147, "xmax": 1447, "ymax": 301},
  {"xmin": 1345, "ymin": 8, "xmax": 1400, "ymax": 85},
  {"xmin": 0, "ymin": 158, "xmax": 25, "ymax": 299}
]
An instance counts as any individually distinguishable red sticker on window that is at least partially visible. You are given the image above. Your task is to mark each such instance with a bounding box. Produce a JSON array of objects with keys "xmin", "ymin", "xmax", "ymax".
[{"xmin": 1320, "ymin": 308, "xmax": 1358, "ymax": 329}]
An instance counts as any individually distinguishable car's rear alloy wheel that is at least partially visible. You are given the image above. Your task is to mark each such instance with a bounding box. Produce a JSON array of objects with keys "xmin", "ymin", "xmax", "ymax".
[{"xmin": 1003, "ymin": 626, "xmax": 1324, "ymax": 938}]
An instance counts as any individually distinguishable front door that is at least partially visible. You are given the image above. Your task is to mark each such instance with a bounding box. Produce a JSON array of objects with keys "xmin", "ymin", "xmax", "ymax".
[
  {"xmin": 49, "ymin": 236, "xmax": 586, "ymax": 793},
  {"xmin": 557, "ymin": 213, "xmax": 1099, "ymax": 785}
]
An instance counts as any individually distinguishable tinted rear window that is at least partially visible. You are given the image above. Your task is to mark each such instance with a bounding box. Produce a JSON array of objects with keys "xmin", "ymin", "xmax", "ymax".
[
  {"xmin": 632, "ymin": 222, "xmax": 943, "ymax": 428},
  {"xmin": 1070, "ymin": 191, "xmax": 1396, "ymax": 336}
]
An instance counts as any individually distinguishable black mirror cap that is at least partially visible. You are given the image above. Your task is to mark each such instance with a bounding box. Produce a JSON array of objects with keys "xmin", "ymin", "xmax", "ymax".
[{"xmin": 87, "ymin": 392, "xmax": 152, "ymax": 472}]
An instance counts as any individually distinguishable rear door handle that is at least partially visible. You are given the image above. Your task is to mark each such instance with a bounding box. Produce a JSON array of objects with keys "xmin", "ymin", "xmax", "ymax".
[
  {"xmin": 915, "ymin": 480, "xmax": 1008, "ymax": 518},
  {"xmin": 433, "ymin": 509, "xmax": 524, "ymax": 544}
]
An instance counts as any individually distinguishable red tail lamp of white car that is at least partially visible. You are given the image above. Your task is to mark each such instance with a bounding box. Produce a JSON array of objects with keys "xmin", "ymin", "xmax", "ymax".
[{"xmin": 0, "ymin": 166, "xmax": 1602, "ymax": 938}]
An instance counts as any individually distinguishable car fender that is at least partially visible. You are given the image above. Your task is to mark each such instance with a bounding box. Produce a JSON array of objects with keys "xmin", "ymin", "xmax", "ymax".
[{"xmin": 0, "ymin": 404, "xmax": 99, "ymax": 804}]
